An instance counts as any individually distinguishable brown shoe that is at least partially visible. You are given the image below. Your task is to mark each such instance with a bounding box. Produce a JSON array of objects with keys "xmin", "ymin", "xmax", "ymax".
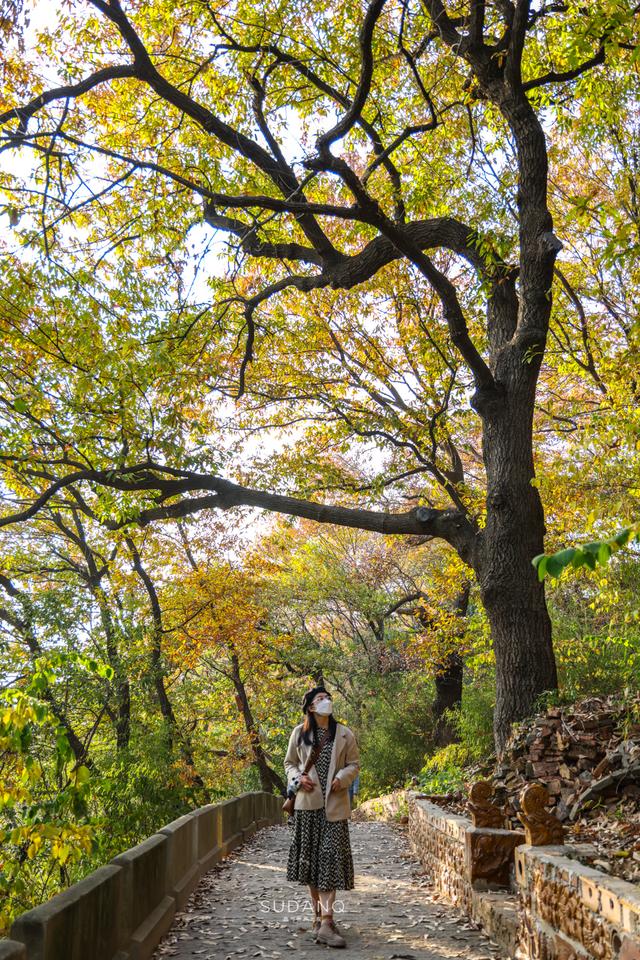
[
  {"xmin": 314, "ymin": 915, "xmax": 343, "ymax": 937},
  {"xmin": 315, "ymin": 913, "xmax": 346, "ymax": 948}
]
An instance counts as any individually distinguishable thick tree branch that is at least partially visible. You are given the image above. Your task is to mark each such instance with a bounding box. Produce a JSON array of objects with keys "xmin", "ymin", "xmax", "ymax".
[
  {"xmin": 469, "ymin": 0, "xmax": 486, "ymax": 49},
  {"xmin": 210, "ymin": 14, "xmax": 406, "ymax": 220},
  {"xmin": 0, "ymin": 462, "xmax": 476, "ymax": 563},
  {"xmin": 203, "ymin": 208, "xmax": 325, "ymax": 266},
  {"xmin": 86, "ymin": 0, "xmax": 336, "ymax": 258},
  {"xmin": 523, "ymin": 47, "xmax": 606, "ymax": 90},
  {"xmin": 367, "ymin": 219, "xmax": 495, "ymax": 390},
  {"xmin": 505, "ymin": 0, "xmax": 530, "ymax": 90},
  {"xmin": 0, "ymin": 0, "xmax": 336, "ymax": 258},
  {"xmin": 420, "ymin": 0, "xmax": 464, "ymax": 47}
]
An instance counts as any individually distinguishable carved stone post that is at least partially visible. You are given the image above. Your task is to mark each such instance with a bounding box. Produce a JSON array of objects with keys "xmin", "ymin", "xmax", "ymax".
[{"xmin": 517, "ymin": 784, "xmax": 565, "ymax": 847}]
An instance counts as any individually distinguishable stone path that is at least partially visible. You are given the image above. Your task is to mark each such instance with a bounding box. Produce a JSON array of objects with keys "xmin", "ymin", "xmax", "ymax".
[{"xmin": 153, "ymin": 820, "xmax": 502, "ymax": 959}]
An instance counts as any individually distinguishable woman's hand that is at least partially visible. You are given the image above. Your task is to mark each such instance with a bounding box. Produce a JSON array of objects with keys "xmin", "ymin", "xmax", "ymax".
[
  {"xmin": 300, "ymin": 774, "xmax": 315, "ymax": 792},
  {"xmin": 330, "ymin": 777, "xmax": 344, "ymax": 792}
]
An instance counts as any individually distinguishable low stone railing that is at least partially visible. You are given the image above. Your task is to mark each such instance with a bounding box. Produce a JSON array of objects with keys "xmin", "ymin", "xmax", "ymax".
[
  {"xmin": 407, "ymin": 789, "xmax": 640, "ymax": 960},
  {"xmin": 351, "ymin": 791, "xmax": 407, "ymax": 821},
  {"xmin": 408, "ymin": 791, "xmax": 523, "ymax": 956},
  {"xmin": 517, "ymin": 844, "xmax": 640, "ymax": 960},
  {"xmin": 1, "ymin": 791, "xmax": 283, "ymax": 960}
]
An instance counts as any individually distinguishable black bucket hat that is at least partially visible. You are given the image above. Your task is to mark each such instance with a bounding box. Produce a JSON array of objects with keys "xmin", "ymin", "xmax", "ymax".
[{"xmin": 302, "ymin": 685, "xmax": 331, "ymax": 714}]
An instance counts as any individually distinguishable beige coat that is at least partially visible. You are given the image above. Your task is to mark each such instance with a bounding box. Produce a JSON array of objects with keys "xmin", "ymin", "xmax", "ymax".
[{"xmin": 284, "ymin": 721, "xmax": 360, "ymax": 822}]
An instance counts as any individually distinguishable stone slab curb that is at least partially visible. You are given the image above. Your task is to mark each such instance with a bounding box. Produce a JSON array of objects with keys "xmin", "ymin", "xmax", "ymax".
[
  {"xmin": 112, "ymin": 833, "xmax": 175, "ymax": 960},
  {"xmin": 11, "ymin": 864, "xmax": 125, "ymax": 960},
  {"xmin": 158, "ymin": 814, "xmax": 199, "ymax": 911}
]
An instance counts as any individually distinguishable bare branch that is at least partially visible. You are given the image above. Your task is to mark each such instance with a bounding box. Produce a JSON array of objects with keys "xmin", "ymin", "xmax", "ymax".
[
  {"xmin": 523, "ymin": 46, "xmax": 605, "ymax": 91},
  {"xmin": 316, "ymin": 0, "xmax": 388, "ymax": 154},
  {"xmin": 469, "ymin": 0, "xmax": 486, "ymax": 48},
  {"xmin": 505, "ymin": 0, "xmax": 531, "ymax": 90},
  {"xmin": 420, "ymin": 0, "xmax": 464, "ymax": 47}
]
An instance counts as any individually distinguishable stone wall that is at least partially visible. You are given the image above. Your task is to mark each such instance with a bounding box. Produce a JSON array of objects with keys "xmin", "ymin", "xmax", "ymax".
[
  {"xmin": 516, "ymin": 845, "xmax": 640, "ymax": 960},
  {"xmin": 408, "ymin": 794, "xmax": 471, "ymax": 909},
  {"xmin": 406, "ymin": 791, "xmax": 640, "ymax": 960},
  {"xmin": 407, "ymin": 791, "xmax": 523, "ymax": 956},
  {"xmin": 7, "ymin": 791, "xmax": 283, "ymax": 960},
  {"xmin": 0, "ymin": 943, "xmax": 26, "ymax": 960}
]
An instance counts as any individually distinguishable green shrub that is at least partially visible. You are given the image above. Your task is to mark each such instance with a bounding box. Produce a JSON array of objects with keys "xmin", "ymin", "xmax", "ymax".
[
  {"xmin": 549, "ymin": 556, "xmax": 640, "ymax": 699},
  {"xmin": 351, "ymin": 674, "xmax": 435, "ymax": 800},
  {"xmin": 90, "ymin": 729, "xmax": 207, "ymax": 862},
  {"xmin": 450, "ymin": 681, "xmax": 495, "ymax": 758},
  {"xmin": 414, "ymin": 744, "xmax": 468, "ymax": 793}
]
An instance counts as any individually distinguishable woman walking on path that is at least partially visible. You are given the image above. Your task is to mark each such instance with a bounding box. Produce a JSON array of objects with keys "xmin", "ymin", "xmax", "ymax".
[{"xmin": 284, "ymin": 686, "xmax": 360, "ymax": 948}]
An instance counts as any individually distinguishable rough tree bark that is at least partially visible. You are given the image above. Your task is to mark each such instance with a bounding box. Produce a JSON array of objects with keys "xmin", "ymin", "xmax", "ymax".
[
  {"xmin": 230, "ymin": 652, "xmax": 286, "ymax": 795},
  {"xmin": 463, "ymin": 44, "xmax": 562, "ymax": 748}
]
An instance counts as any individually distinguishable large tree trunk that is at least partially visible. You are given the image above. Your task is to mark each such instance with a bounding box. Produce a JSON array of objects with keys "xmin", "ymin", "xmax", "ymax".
[
  {"xmin": 477, "ymin": 378, "xmax": 558, "ymax": 753},
  {"xmin": 468, "ymin": 72, "xmax": 561, "ymax": 752}
]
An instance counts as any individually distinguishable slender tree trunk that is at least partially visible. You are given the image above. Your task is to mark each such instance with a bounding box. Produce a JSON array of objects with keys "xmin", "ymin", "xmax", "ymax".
[
  {"xmin": 53, "ymin": 511, "xmax": 133, "ymax": 751},
  {"xmin": 0, "ymin": 575, "xmax": 90, "ymax": 764},
  {"xmin": 176, "ymin": 524, "xmax": 280, "ymax": 791},
  {"xmin": 126, "ymin": 538, "xmax": 204, "ymax": 784},
  {"xmin": 91, "ymin": 587, "xmax": 131, "ymax": 750},
  {"xmin": 432, "ymin": 652, "xmax": 463, "ymax": 746},
  {"xmin": 429, "ymin": 583, "xmax": 469, "ymax": 746},
  {"xmin": 230, "ymin": 651, "xmax": 286, "ymax": 794}
]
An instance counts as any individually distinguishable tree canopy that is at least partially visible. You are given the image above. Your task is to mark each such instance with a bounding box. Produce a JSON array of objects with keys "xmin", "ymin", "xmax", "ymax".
[{"xmin": 1, "ymin": 0, "xmax": 639, "ymax": 750}]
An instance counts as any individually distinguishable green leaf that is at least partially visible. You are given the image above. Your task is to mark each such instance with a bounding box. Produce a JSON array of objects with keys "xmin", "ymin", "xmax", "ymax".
[
  {"xmin": 582, "ymin": 541, "xmax": 603, "ymax": 556},
  {"xmin": 534, "ymin": 554, "xmax": 548, "ymax": 581},
  {"xmin": 544, "ymin": 554, "xmax": 566, "ymax": 579},
  {"xmin": 75, "ymin": 765, "xmax": 91, "ymax": 785},
  {"xmin": 598, "ymin": 542, "xmax": 612, "ymax": 565}
]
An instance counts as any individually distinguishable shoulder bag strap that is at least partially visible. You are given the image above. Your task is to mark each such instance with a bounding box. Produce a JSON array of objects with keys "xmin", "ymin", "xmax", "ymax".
[{"xmin": 301, "ymin": 727, "xmax": 332, "ymax": 775}]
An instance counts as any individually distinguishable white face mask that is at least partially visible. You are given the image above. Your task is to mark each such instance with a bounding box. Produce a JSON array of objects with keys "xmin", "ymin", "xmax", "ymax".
[{"xmin": 313, "ymin": 698, "xmax": 333, "ymax": 716}]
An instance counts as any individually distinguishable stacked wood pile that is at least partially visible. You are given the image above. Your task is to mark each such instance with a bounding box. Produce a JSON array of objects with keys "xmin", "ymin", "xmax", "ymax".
[
  {"xmin": 420, "ymin": 695, "xmax": 640, "ymax": 882},
  {"xmin": 492, "ymin": 695, "xmax": 640, "ymax": 826},
  {"xmin": 491, "ymin": 695, "xmax": 640, "ymax": 882}
]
